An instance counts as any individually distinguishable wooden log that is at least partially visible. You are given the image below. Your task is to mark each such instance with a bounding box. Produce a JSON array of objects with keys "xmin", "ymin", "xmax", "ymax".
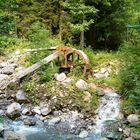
[
  {"xmin": 23, "ymin": 46, "xmax": 58, "ymax": 52},
  {"xmin": 0, "ymin": 51, "xmax": 62, "ymax": 90}
]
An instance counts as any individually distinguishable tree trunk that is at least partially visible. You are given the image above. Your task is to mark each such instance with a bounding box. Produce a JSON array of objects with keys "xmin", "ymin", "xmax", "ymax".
[{"xmin": 80, "ymin": 31, "xmax": 84, "ymax": 48}]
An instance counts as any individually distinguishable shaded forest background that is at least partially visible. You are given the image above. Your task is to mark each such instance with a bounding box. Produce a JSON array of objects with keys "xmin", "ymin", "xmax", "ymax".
[{"xmin": 0, "ymin": 0, "xmax": 140, "ymax": 50}]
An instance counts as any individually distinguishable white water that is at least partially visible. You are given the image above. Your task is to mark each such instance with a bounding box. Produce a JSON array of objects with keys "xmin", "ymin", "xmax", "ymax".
[{"xmin": 94, "ymin": 89, "xmax": 120, "ymax": 136}]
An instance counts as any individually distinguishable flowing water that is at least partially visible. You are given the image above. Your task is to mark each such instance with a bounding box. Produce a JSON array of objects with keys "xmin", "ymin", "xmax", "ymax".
[{"xmin": 5, "ymin": 90, "xmax": 121, "ymax": 140}]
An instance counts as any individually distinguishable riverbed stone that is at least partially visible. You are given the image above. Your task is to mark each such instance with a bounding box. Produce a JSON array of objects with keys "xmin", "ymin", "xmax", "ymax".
[
  {"xmin": 32, "ymin": 107, "xmax": 41, "ymax": 115},
  {"xmin": 0, "ymin": 123, "xmax": 4, "ymax": 137},
  {"xmin": 22, "ymin": 108, "xmax": 30, "ymax": 115},
  {"xmin": 16, "ymin": 89, "xmax": 28, "ymax": 103},
  {"xmin": 76, "ymin": 79, "xmax": 88, "ymax": 90},
  {"xmin": 127, "ymin": 114, "xmax": 139, "ymax": 123},
  {"xmin": 41, "ymin": 106, "xmax": 52, "ymax": 116},
  {"xmin": 24, "ymin": 118, "xmax": 36, "ymax": 126},
  {"xmin": 79, "ymin": 130, "xmax": 88, "ymax": 138},
  {"xmin": 0, "ymin": 74, "xmax": 8, "ymax": 81},
  {"xmin": 0, "ymin": 110, "xmax": 4, "ymax": 116},
  {"xmin": 48, "ymin": 117, "xmax": 61, "ymax": 126},
  {"xmin": 6, "ymin": 102, "xmax": 21, "ymax": 119},
  {"xmin": 55, "ymin": 73, "xmax": 67, "ymax": 82},
  {"xmin": 4, "ymin": 130, "xmax": 22, "ymax": 140}
]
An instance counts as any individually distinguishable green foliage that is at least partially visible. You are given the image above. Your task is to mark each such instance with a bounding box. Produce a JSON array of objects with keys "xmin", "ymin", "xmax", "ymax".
[{"xmin": 120, "ymin": 43, "xmax": 140, "ymax": 114}]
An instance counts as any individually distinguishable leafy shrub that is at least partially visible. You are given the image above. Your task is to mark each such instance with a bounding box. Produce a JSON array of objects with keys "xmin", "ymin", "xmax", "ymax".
[{"xmin": 120, "ymin": 43, "xmax": 140, "ymax": 114}]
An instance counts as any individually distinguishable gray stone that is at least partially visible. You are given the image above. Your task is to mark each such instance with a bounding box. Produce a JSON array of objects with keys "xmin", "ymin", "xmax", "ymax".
[
  {"xmin": 94, "ymin": 73, "xmax": 104, "ymax": 79},
  {"xmin": 0, "ymin": 67, "xmax": 15, "ymax": 75},
  {"xmin": 6, "ymin": 102, "xmax": 21, "ymax": 119},
  {"xmin": 0, "ymin": 123, "xmax": 4, "ymax": 137},
  {"xmin": 32, "ymin": 108, "xmax": 41, "ymax": 115},
  {"xmin": 24, "ymin": 118, "xmax": 36, "ymax": 126},
  {"xmin": 61, "ymin": 78, "xmax": 73, "ymax": 87},
  {"xmin": 0, "ymin": 74, "xmax": 8, "ymax": 81},
  {"xmin": 127, "ymin": 114, "xmax": 139, "ymax": 123},
  {"xmin": 4, "ymin": 130, "xmax": 22, "ymax": 140},
  {"xmin": 75, "ymin": 79, "xmax": 88, "ymax": 90},
  {"xmin": 41, "ymin": 106, "xmax": 52, "ymax": 116},
  {"xmin": 0, "ymin": 110, "xmax": 4, "ymax": 116},
  {"xmin": 22, "ymin": 108, "xmax": 30, "ymax": 115},
  {"xmin": 79, "ymin": 130, "xmax": 88, "ymax": 138},
  {"xmin": 101, "ymin": 138, "xmax": 109, "ymax": 140},
  {"xmin": 55, "ymin": 73, "xmax": 67, "ymax": 82},
  {"xmin": 16, "ymin": 89, "xmax": 28, "ymax": 103},
  {"xmin": 48, "ymin": 117, "xmax": 61, "ymax": 126},
  {"xmin": 100, "ymin": 68, "xmax": 107, "ymax": 74}
]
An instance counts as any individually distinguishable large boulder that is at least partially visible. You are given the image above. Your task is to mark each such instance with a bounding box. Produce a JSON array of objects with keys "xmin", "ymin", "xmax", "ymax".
[
  {"xmin": 127, "ymin": 114, "xmax": 139, "ymax": 123},
  {"xmin": 55, "ymin": 73, "xmax": 67, "ymax": 82},
  {"xmin": 6, "ymin": 102, "xmax": 21, "ymax": 119},
  {"xmin": 76, "ymin": 79, "xmax": 88, "ymax": 90},
  {"xmin": 16, "ymin": 89, "xmax": 28, "ymax": 103}
]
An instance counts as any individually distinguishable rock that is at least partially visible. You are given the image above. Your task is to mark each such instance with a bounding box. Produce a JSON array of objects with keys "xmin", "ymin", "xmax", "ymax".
[
  {"xmin": 117, "ymin": 113, "xmax": 124, "ymax": 120},
  {"xmin": 94, "ymin": 73, "xmax": 104, "ymax": 79},
  {"xmin": 22, "ymin": 108, "xmax": 30, "ymax": 115},
  {"xmin": 61, "ymin": 78, "xmax": 73, "ymax": 87},
  {"xmin": 24, "ymin": 118, "xmax": 36, "ymax": 126},
  {"xmin": 55, "ymin": 73, "xmax": 67, "ymax": 82},
  {"xmin": 100, "ymin": 68, "xmax": 107, "ymax": 74},
  {"xmin": 104, "ymin": 71, "xmax": 109, "ymax": 78},
  {"xmin": 48, "ymin": 117, "xmax": 61, "ymax": 126},
  {"xmin": 79, "ymin": 130, "xmax": 88, "ymax": 138},
  {"xmin": 41, "ymin": 106, "xmax": 52, "ymax": 116},
  {"xmin": 0, "ymin": 123, "xmax": 4, "ymax": 137},
  {"xmin": 4, "ymin": 130, "xmax": 22, "ymax": 140},
  {"xmin": 88, "ymin": 83, "xmax": 97, "ymax": 90},
  {"xmin": 123, "ymin": 128, "xmax": 131, "ymax": 137},
  {"xmin": 0, "ymin": 67, "xmax": 15, "ymax": 75},
  {"xmin": 125, "ymin": 138, "xmax": 134, "ymax": 140},
  {"xmin": 101, "ymin": 138, "xmax": 109, "ymax": 140},
  {"xmin": 6, "ymin": 102, "xmax": 21, "ymax": 119},
  {"xmin": 32, "ymin": 108, "xmax": 41, "ymax": 115},
  {"xmin": 75, "ymin": 79, "xmax": 88, "ymax": 90},
  {"xmin": 0, "ymin": 74, "xmax": 8, "ymax": 81},
  {"xmin": 127, "ymin": 114, "xmax": 139, "ymax": 123},
  {"xmin": 83, "ymin": 91, "xmax": 92, "ymax": 102},
  {"xmin": 97, "ymin": 88, "xmax": 105, "ymax": 96},
  {"xmin": 0, "ymin": 110, "xmax": 4, "ymax": 116},
  {"xmin": 16, "ymin": 89, "xmax": 28, "ymax": 103}
]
